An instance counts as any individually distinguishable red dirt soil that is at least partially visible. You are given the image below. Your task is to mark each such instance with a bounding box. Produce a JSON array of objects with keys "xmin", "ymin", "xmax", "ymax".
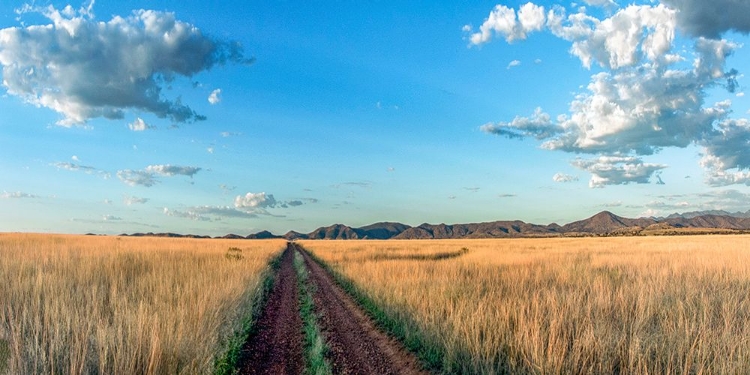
[
  {"xmin": 237, "ymin": 245, "xmax": 304, "ymax": 375},
  {"xmin": 295, "ymin": 243, "xmax": 428, "ymax": 375}
]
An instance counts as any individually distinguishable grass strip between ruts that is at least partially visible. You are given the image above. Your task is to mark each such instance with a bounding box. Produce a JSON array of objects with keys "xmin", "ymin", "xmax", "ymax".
[
  {"xmin": 294, "ymin": 250, "xmax": 333, "ymax": 375},
  {"xmin": 213, "ymin": 249, "xmax": 285, "ymax": 375},
  {"xmin": 301, "ymin": 246, "xmax": 445, "ymax": 374}
]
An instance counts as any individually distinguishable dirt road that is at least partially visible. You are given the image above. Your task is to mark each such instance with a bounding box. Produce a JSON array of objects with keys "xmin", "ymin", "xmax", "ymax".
[
  {"xmin": 237, "ymin": 244, "xmax": 304, "ymax": 375},
  {"xmin": 238, "ymin": 243, "xmax": 426, "ymax": 375},
  {"xmin": 295, "ymin": 243, "xmax": 427, "ymax": 375}
]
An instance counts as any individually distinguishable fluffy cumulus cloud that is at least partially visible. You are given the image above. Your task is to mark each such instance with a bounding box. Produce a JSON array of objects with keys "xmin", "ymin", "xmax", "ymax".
[
  {"xmin": 208, "ymin": 89, "xmax": 222, "ymax": 104},
  {"xmin": 0, "ymin": 3, "xmax": 251, "ymax": 126},
  {"xmin": 117, "ymin": 170, "xmax": 158, "ymax": 187},
  {"xmin": 234, "ymin": 192, "xmax": 277, "ymax": 210},
  {"xmin": 571, "ymin": 156, "xmax": 667, "ymax": 188},
  {"xmin": 145, "ymin": 164, "xmax": 201, "ymax": 177},
  {"xmin": 466, "ymin": 2, "xmax": 546, "ymax": 44},
  {"xmin": 117, "ymin": 164, "xmax": 199, "ymax": 186},
  {"xmin": 129, "ymin": 118, "xmax": 154, "ymax": 131},
  {"xmin": 469, "ymin": 1, "xmax": 750, "ymax": 187},
  {"xmin": 163, "ymin": 191, "xmax": 309, "ymax": 221}
]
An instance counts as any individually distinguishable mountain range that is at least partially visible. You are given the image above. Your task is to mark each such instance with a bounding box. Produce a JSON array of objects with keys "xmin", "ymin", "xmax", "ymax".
[{"xmin": 121, "ymin": 210, "xmax": 750, "ymax": 240}]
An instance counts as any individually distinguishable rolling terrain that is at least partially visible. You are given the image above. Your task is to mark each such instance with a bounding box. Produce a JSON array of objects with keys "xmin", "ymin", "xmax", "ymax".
[{"xmin": 122, "ymin": 210, "xmax": 750, "ymax": 240}]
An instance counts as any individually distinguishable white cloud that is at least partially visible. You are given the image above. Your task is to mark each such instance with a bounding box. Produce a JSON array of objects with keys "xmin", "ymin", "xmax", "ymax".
[
  {"xmin": 102, "ymin": 215, "xmax": 122, "ymax": 221},
  {"xmin": 466, "ymin": 3, "xmax": 546, "ymax": 45},
  {"xmin": 552, "ymin": 173, "xmax": 579, "ymax": 183},
  {"xmin": 164, "ymin": 205, "xmax": 260, "ymax": 221},
  {"xmin": 145, "ymin": 164, "xmax": 201, "ymax": 177},
  {"xmin": 164, "ymin": 190, "xmax": 311, "ymax": 221},
  {"xmin": 117, "ymin": 164, "xmax": 200, "ymax": 186},
  {"xmin": 644, "ymin": 200, "xmax": 690, "ymax": 209},
  {"xmin": 52, "ymin": 161, "xmax": 110, "ymax": 179},
  {"xmin": 128, "ymin": 118, "xmax": 154, "ymax": 131},
  {"xmin": 208, "ymin": 89, "xmax": 222, "ymax": 104},
  {"xmin": 234, "ymin": 192, "xmax": 277, "ymax": 209},
  {"xmin": 117, "ymin": 170, "xmax": 157, "ymax": 187},
  {"xmin": 698, "ymin": 190, "xmax": 750, "ymax": 210},
  {"xmin": 71, "ymin": 155, "xmax": 80, "ymax": 162},
  {"xmin": 582, "ymin": 0, "xmax": 618, "ymax": 9},
  {"xmin": 123, "ymin": 195, "xmax": 149, "ymax": 205},
  {"xmin": 163, "ymin": 208, "xmax": 212, "ymax": 221},
  {"xmin": 473, "ymin": 2, "xmax": 750, "ymax": 187},
  {"xmin": 480, "ymin": 107, "xmax": 561, "ymax": 140},
  {"xmin": 0, "ymin": 4, "xmax": 251, "ymax": 126},
  {"xmin": 507, "ymin": 60, "xmax": 521, "ymax": 69},
  {"xmin": 700, "ymin": 118, "xmax": 750, "ymax": 186},
  {"xmin": 1, "ymin": 191, "xmax": 39, "ymax": 199},
  {"xmin": 230, "ymin": 191, "xmax": 309, "ymax": 213},
  {"xmin": 571, "ymin": 156, "xmax": 667, "ymax": 188}
]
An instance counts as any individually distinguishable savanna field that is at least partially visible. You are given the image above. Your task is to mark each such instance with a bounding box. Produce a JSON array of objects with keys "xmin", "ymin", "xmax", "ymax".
[
  {"xmin": 2, "ymin": 234, "xmax": 750, "ymax": 374},
  {"xmin": 302, "ymin": 236, "xmax": 750, "ymax": 374},
  {"xmin": 0, "ymin": 234, "xmax": 286, "ymax": 374}
]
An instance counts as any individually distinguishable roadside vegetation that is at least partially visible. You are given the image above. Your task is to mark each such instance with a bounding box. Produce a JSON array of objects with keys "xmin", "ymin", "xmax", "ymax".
[
  {"xmin": 293, "ymin": 250, "xmax": 332, "ymax": 375},
  {"xmin": 301, "ymin": 236, "xmax": 750, "ymax": 374},
  {"xmin": 0, "ymin": 233, "xmax": 285, "ymax": 375}
]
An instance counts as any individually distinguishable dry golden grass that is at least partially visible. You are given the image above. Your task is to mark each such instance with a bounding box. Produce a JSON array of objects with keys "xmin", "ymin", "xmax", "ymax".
[
  {"xmin": 301, "ymin": 236, "xmax": 750, "ymax": 374},
  {"xmin": 0, "ymin": 233, "xmax": 285, "ymax": 375}
]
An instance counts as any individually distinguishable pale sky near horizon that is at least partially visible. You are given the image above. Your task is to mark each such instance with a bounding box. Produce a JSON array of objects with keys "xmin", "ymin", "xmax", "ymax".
[{"xmin": 3, "ymin": 0, "xmax": 750, "ymax": 235}]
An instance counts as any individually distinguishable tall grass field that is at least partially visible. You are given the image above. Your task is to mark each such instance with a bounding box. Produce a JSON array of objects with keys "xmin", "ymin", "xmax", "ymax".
[
  {"xmin": 0, "ymin": 233, "xmax": 285, "ymax": 374},
  {"xmin": 302, "ymin": 236, "xmax": 750, "ymax": 374}
]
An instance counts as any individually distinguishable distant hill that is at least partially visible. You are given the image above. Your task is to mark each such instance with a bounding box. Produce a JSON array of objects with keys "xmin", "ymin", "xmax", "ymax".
[
  {"xmin": 561, "ymin": 211, "xmax": 655, "ymax": 235},
  {"xmin": 307, "ymin": 224, "xmax": 361, "ymax": 240},
  {"xmin": 246, "ymin": 230, "xmax": 281, "ymax": 239},
  {"xmin": 393, "ymin": 221, "xmax": 562, "ymax": 239},
  {"xmin": 283, "ymin": 231, "xmax": 309, "ymax": 240},
  {"xmin": 355, "ymin": 222, "xmax": 411, "ymax": 239},
  {"xmin": 665, "ymin": 210, "xmax": 750, "ymax": 219},
  {"xmin": 121, "ymin": 210, "xmax": 750, "ymax": 239}
]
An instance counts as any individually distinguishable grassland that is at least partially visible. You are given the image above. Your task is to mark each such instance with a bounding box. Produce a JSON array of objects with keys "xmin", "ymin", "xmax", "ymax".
[
  {"xmin": 0, "ymin": 233, "xmax": 285, "ymax": 375},
  {"xmin": 301, "ymin": 236, "xmax": 750, "ymax": 374}
]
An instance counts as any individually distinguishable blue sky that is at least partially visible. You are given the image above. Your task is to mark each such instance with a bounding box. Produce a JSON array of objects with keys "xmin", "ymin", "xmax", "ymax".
[{"xmin": 2, "ymin": 0, "xmax": 750, "ymax": 235}]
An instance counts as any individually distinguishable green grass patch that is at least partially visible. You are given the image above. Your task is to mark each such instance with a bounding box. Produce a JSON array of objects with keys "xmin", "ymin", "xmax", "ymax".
[
  {"xmin": 294, "ymin": 251, "xmax": 332, "ymax": 375},
  {"xmin": 301, "ymin": 247, "xmax": 446, "ymax": 374},
  {"xmin": 0, "ymin": 339, "xmax": 9, "ymax": 375},
  {"xmin": 213, "ymin": 250, "xmax": 284, "ymax": 375}
]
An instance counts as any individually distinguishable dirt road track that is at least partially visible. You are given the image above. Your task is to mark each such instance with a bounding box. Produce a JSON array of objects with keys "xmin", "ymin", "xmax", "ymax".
[
  {"xmin": 295, "ymin": 243, "xmax": 428, "ymax": 375},
  {"xmin": 237, "ymin": 245, "xmax": 304, "ymax": 375}
]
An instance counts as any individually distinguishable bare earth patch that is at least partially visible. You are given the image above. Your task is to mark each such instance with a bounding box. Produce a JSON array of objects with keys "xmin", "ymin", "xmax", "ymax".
[
  {"xmin": 238, "ymin": 245, "xmax": 304, "ymax": 374},
  {"xmin": 296, "ymin": 243, "xmax": 427, "ymax": 375}
]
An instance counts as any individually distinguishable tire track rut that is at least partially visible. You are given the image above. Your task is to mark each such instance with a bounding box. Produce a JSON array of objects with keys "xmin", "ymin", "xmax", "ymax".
[
  {"xmin": 295, "ymin": 243, "xmax": 427, "ymax": 375},
  {"xmin": 237, "ymin": 244, "xmax": 304, "ymax": 375}
]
